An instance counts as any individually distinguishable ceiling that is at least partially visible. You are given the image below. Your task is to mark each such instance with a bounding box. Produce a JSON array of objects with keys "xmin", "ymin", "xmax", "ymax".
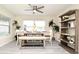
[{"xmin": 1, "ymin": 4, "xmax": 72, "ymax": 16}]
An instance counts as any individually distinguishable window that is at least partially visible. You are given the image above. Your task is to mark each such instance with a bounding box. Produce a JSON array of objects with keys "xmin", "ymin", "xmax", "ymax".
[
  {"xmin": 23, "ymin": 21, "xmax": 34, "ymax": 31},
  {"xmin": 35, "ymin": 21, "xmax": 45, "ymax": 31},
  {"xmin": 0, "ymin": 15, "xmax": 10, "ymax": 36},
  {"xmin": 23, "ymin": 20, "xmax": 45, "ymax": 31}
]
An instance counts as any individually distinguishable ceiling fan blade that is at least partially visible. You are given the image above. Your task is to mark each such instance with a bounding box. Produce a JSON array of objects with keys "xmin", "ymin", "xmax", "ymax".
[
  {"xmin": 37, "ymin": 6, "xmax": 44, "ymax": 9},
  {"xmin": 28, "ymin": 4, "xmax": 33, "ymax": 7},
  {"xmin": 36, "ymin": 10, "xmax": 43, "ymax": 13},
  {"xmin": 24, "ymin": 9, "xmax": 33, "ymax": 11}
]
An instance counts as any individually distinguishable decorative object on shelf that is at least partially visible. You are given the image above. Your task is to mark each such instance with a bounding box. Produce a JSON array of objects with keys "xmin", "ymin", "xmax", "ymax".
[
  {"xmin": 67, "ymin": 36, "xmax": 71, "ymax": 41},
  {"xmin": 63, "ymin": 16, "xmax": 69, "ymax": 20},
  {"xmin": 70, "ymin": 37, "xmax": 75, "ymax": 43},
  {"xmin": 49, "ymin": 19, "xmax": 59, "ymax": 40},
  {"xmin": 68, "ymin": 21, "xmax": 75, "ymax": 28}
]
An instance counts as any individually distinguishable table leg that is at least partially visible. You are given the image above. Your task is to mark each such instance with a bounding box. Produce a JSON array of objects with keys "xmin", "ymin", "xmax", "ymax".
[
  {"xmin": 43, "ymin": 40, "xmax": 45, "ymax": 48},
  {"xmin": 50, "ymin": 40, "xmax": 52, "ymax": 46},
  {"xmin": 19, "ymin": 40, "xmax": 22, "ymax": 49},
  {"xmin": 16, "ymin": 39, "xmax": 19, "ymax": 45}
]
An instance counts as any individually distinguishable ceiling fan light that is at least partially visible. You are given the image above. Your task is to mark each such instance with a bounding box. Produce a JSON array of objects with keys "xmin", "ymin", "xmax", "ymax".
[{"xmin": 33, "ymin": 10, "xmax": 36, "ymax": 13}]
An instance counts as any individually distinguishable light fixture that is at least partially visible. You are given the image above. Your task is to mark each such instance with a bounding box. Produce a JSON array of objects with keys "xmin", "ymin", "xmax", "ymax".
[{"xmin": 33, "ymin": 10, "xmax": 36, "ymax": 13}]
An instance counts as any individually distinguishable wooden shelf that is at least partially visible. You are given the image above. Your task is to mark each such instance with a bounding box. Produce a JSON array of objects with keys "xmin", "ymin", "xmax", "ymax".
[
  {"xmin": 61, "ymin": 33, "xmax": 75, "ymax": 36},
  {"xmin": 61, "ymin": 27, "xmax": 75, "ymax": 29},
  {"xmin": 61, "ymin": 39, "xmax": 75, "ymax": 46},
  {"xmin": 60, "ymin": 18, "xmax": 75, "ymax": 23},
  {"xmin": 69, "ymin": 27, "xmax": 75, "ymax": 29},
  {"xmin": 61, "ymin": 33, "xmax": 70, "ymax": 36},
  {"xmin": 61, "ymin": 39, "xmax": 69, "ymax": 43},
  {"xmin": 61, "ymin": 27, "xmax": 68, "ymax": 29}
]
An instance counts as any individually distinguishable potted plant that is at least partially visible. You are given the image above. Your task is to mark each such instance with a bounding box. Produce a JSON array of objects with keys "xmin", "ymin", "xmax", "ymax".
[
  {"xmin": 49, "ymin": 19, "xmax": 59, "ymax": 40},
  {"xmin": 16, "ymin": 25, "xmax": 21, "ymax": 30},
  {"xmin": 13, "ymin": 20, "xmax": 21, "ymax": 30},
  {"xmin": 13, "ymin": 20, "xmax": 21, "ymax": 40},
  {"xmin": 13, "ymin": 20, "xmax": 18, "ymax": 25}
]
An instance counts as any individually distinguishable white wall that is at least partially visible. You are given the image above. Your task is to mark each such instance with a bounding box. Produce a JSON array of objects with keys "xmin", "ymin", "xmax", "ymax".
[{"xmin": 0, "ymin": 5, "xmax": 15, "ymax": 47}]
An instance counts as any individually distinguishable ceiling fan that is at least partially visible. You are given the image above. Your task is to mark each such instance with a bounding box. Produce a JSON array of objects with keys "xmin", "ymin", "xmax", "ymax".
[{"xmin": 24, "ymin": 4, "xmax": 44, "ymax": 14}]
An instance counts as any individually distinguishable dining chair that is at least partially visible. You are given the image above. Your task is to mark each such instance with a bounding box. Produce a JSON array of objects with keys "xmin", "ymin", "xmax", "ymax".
[{"xmin": 16, "ymin": 32, "xmax": 24, "ymax": 45}]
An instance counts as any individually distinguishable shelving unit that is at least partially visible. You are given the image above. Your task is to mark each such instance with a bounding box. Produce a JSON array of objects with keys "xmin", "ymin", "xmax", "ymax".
[{"xmin": 59, "ymin": 9, "xmax": 79, "ymax": 53}]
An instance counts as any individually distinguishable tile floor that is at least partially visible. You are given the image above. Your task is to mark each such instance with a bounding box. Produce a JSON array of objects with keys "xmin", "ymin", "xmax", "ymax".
[{"xmin": 0, "ymin": 40, "xmax": 70, "ymax": 54}]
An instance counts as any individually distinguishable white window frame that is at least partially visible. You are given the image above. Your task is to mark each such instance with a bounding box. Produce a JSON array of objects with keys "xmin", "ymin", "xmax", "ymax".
[{"xmin": 0, "ymin": 15, "xmax": 10, "ymax": 36}]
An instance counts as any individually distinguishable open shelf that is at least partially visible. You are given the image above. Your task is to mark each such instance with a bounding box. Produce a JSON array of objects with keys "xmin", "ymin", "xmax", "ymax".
[
  {"xmin": 61, "ymin": 33, "xmax": 70, "ymax": 36},
  {"xmin": 61, "ymin": 39, "xmax": 69, "ymax": 43},
  {"xmin": 61, "ymin": 39, "xmax": 75, "ymax": 44},
  {"xmin": 61, "ymin": 39, "xmax": 75, "ymax": 49},
  {"xmin": 61, "ymin": 33, "xmax": 75, "ymax": 37},
  {"xmin": 59, "ymin": 9, "xmax": 79, "ymax": 53}
]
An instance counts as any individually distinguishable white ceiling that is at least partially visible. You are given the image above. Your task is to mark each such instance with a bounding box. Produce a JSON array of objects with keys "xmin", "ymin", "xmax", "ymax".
[{"xmin": 1, "ymin": 4, "xmax": 72, "ymax": 16}]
